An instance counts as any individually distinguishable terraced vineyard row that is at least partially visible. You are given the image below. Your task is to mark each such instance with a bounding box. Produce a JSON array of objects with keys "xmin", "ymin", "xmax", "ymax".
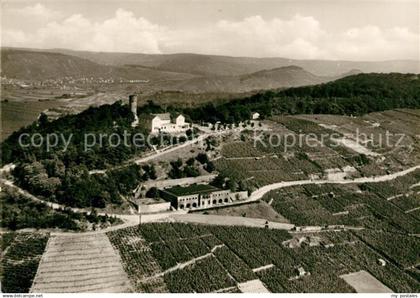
[
  {"xmin": 0, "ymin": 232, "xmax": 49, "ymax": 293},
  {"xmin": 263, "ymin": 170, "xmax": 420, "ymax": 232},
  {"xmin": 109, "ymin": 223, "xmax": 420, "ymax": 293}
]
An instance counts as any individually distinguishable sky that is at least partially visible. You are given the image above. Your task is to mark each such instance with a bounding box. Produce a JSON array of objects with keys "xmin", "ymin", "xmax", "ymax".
[{"xmin": 1, "ymin": 0, "xmax": 419, "ymax": 60}]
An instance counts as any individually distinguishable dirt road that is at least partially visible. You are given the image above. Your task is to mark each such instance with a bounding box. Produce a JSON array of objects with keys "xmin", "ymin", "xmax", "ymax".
[
  {"xmin": 249, "ymin": 165, "xmax": 420, "ymax": 201},
  {"xmin": 169, "ymin": 214, "xmax": 295, "ymax": 230},
  {"xmin": 2, "ymin": 164, "xmax": 418, "ymax": 234}
]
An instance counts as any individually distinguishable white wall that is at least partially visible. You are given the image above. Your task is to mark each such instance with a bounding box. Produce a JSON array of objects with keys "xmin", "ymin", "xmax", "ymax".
[{"xmin": 140, "ymin": 202, "xmax": 171, "ymax": 213}]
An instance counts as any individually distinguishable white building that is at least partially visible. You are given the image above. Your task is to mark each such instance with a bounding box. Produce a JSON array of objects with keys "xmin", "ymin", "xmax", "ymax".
[
  {"xmin": 160, "ymin": 184, "xmax": 248, "ymax": 210},
  {"xmin": 252, "ymin": 112, "xmax": 260, "ymax": 120},
  {"xmin": 151, "ymin": 113, "xmax": 189, "ymax": 134}
]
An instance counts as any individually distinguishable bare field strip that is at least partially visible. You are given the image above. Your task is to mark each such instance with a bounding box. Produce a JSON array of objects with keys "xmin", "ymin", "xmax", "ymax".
[
  {"xmin": 237, "ymin": 279, "xmax": 271, "ymax": 293},
  {"xmin": 170, "ymin": 214, "xmax": 294, "ymax": 230},
  {"xmin": 340, "ymin": 270, "xmax": 393, "ymax": 293},
  {"xmin": 30, "ymin": 233, "xmax": 132, "ymax": 293}
]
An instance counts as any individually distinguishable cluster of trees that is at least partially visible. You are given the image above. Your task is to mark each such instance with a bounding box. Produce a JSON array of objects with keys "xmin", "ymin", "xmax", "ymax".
[
  {"xmin": 195, "ymin": 153, "xmax": 215, "ymax": 172},
  {"xmin": 0, "ymin": 188, "xmax": 121, "ymax": 230},
  {"xmin": 168, "ymin": 158, "xmax": 200, "ymax": 179},
  {"xmin": 211, "ymin": 173, "xmax": 254, "ymax": 194},
  {"xmin": 12, "ymin": 161, "xmax": 150, "ymax": 208},
  {"xmin": 167, "ymin": 153, "xmax": 215, "ymax": 179}
]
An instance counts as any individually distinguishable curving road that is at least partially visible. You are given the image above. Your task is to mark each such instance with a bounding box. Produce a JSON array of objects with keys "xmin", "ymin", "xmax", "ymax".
[
  {"xmin": 1, "ymin": 164, "xmax": 419, "ymax": 234},
  {"xmin": 249, "ymin": 165, "xmax": 420, "ymax": 201}
]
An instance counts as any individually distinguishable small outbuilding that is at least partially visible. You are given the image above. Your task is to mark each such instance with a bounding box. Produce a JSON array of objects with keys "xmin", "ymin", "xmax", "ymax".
[
  {"xmin": 377, "ymin": 259, "xmax": 386, "ymax": 267},
  {"xmin": 252, "ymin": 112, "xmax": 260, "ymax": 120}
]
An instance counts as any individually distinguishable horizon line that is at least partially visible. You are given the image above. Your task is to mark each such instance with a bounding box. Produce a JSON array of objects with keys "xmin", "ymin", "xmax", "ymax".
[{"xmin": 2, "ymin": 46, "xmax": 419, "ymax": 63}]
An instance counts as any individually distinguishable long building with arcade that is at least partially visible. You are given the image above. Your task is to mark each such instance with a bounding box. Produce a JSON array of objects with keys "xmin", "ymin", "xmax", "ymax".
[{"xmin": 160, "ymin": 184, "xmax": 248, "ymax": 210}]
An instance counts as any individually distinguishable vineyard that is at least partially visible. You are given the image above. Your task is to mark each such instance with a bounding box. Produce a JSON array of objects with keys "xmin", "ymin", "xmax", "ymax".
[
  {"xmin": 298, "ymin": 110, "xmax": 420, "ymax": 173},
  {"xmin": 262, "ymin": 170, "xmax": 420, "ymax": 233},
  {"xmin": 107, "ymin": 222, "xmax": 420, "ymax": 293},
  {"xmin": 215, "ymin": 155, "xmax": 318, "ymax": 187},
  {"xmin": 216, "ymin": 117, "xmax": 370, "ymax": 187},
  {"xmin": 355, "ymin": 230, "xmax": 420, "ymax": 268},
  {"xmin": 216, "ymin": 112, "xmax": 420, "ymax": 188},
  {"xmin": 0, "ymin": 232, "xmax": 49, "ymax": 293}
]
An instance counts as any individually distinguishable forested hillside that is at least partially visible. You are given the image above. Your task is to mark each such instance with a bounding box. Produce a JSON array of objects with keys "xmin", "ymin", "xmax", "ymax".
[
  {"xmin": 184, "ymin": 73, "xmax": 420, "ymax": 123},
  {"xmin": 0, "ymin": 102, "xmax": 161, "ymax": 208}
]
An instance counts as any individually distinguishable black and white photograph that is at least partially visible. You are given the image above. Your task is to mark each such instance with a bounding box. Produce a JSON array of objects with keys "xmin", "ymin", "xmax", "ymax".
[{"xmin": 0, "ymin": 0, "xmax": 419, "ymax": 295}]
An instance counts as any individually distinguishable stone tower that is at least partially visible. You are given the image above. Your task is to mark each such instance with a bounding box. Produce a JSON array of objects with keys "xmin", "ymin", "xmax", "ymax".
[{"xmin": 129, "ymin": 94, "xmax": 139, "ymax": 127}]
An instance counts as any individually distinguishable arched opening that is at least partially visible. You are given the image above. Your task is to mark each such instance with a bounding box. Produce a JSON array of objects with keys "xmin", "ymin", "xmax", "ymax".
[
  {"xmin": 192, "ymin": 202, "xmax": 197, "ymax": 208},
  {"xmin": 224, "ymin": 198, "xmax": 229, "ymax": 203},
  {"xmin": 186, "ymin": 203, "xmax": 191, "ymax": 208},
  {"xmin": 218, "ymin": 199, "xmax": 223, "ymax": 204},
  {"xmin": 180, "ymin": 204, "xmax": 184, "ymax": 209},
  {"xmin": 208, "ymin": 200, "xmax": 211, "ymax": 205},
  {"xmin": 212, "ymin": 200, "xmax": 217, "ymax": 204}
]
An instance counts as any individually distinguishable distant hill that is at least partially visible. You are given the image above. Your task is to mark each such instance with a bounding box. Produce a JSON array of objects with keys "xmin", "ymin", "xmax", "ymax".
[
  {"xmin": 1, "ymin": 49, "xmax": 110, "ymax": 80},
  {"xmin": 0, "ymin": 48, "xmax": 197, "ymax": 81},
  {"xmin": 49, "ymin": 48, "xmax": 420, "ymax": 76},
  {"xmin": 239, "ymin": 66, "xmax": 328, "ymax": 90},
  {"xmin": 0, "ymin": 48, "xmax": 337, "ymax": 93},
  {"xmin": 2, "ymin": 47, "xmax": 418, "ymax": 95},
  {"xmin": 161, "ymin": 66, "xmax": 329, "ymax": 93}
]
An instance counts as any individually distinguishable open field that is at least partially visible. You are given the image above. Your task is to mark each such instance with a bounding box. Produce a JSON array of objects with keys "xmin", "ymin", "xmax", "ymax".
[
  {"xmin": 340, "ymin": 271, "xmax": 392, "ymax": 293},
  {"xmin": 1, "ymin": 100, "xmax": 65, "ymax": 141},
  {"xmin": 30, "ymin": 233, "xmax": 132, "ymax": 293},
  {"xmin": 237, "ymin": 279, "xmax": 270, "ymax": 293},
  {"xmin": 107, "ymin": 223, "xmax": 420, "ymax": 293},
  {"xmin": 169, "ymin": 214, "xmax": 294, "ymax": 229}
]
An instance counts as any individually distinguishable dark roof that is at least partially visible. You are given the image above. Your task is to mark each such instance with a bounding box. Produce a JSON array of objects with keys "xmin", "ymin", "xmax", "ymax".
[{"xmin": 163, "ymin": 184, "xmax": 220, "ymax": 196}]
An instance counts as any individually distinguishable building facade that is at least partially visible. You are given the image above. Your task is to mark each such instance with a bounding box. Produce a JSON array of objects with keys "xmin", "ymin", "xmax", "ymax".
[
  {"xmin": 151, "ymin": 113, "xmax": 189, "ymax": 134},
  {"xmin": 160, "ymin": 184, "xmax": 248, "ymax": 210}
]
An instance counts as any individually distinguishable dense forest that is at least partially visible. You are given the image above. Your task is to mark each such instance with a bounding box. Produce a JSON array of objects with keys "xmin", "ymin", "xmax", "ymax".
[{"xmin": 1, "ymin": 73, "xmax": 419, "ymax": 208}]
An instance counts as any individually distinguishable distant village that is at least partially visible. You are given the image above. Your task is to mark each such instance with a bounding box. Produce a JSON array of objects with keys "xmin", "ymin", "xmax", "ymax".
[{"xmin": 0, "ymin": 75, "xmax": 149, "ymax": 89}]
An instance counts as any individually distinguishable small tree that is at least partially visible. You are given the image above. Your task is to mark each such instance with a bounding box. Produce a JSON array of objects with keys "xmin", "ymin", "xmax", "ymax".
[
  {"xmin": 186, "ymin": 157, "xmax": 195, "ymax": 166},
  {"xmin": 146, "ymin": 187, "xmax": 159, "ymax": 198},
  {"xmin": 196, "ymin": 153, "xmax": 209, "ymax": 164},
  {"xmin": 205, "ymin": 161, "xmax": 215, "ymax": 173}
]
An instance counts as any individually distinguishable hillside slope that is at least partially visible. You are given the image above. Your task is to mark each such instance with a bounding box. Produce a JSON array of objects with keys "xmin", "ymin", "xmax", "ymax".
[
  {"xmin": 51, "ymin": 48, "xmax": 420, "ymax": 76},
  {"xmin": 162, "ymin": 66, "xmax": 329, "ymax": 92},
  {"xmin": 0, "ymin": 49, "xmax": 197, "ymax": 81},
  {"xmin": 1, "ymin": 49, "xmax": 111, "ymax": 80},
  {"xmin": 1, "ymin": 49, "xmax": 336, "ymax": 93}
]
